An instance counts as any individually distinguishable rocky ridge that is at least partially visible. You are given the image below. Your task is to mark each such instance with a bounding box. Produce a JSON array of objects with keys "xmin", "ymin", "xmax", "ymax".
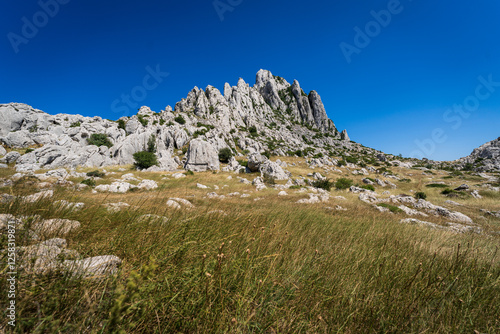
[{"xmin": 0, "ymin": 70, "xmax": 384, "ymax": 173}]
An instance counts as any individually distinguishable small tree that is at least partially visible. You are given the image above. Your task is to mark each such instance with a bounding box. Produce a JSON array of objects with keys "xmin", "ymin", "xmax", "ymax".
[
  {"xmin": 147, "ymin": 134, "xmax": 156, "ymax": 153},
  {"xmin": 87, "ymin": 134, "xmax": 113, "ymax": 148},
  {"xmin": 133, "ymin": 151, "xmax": 158, "ymax": 170},
  {"xmin": 218, "ymin": 147, "xmax": 232, "ymax": 163}
]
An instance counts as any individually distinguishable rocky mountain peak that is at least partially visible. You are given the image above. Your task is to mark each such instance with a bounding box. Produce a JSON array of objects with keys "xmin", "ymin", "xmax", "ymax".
[{"xmin": 0, "ymin": 70, "xmax": 357, "ymax": 173}]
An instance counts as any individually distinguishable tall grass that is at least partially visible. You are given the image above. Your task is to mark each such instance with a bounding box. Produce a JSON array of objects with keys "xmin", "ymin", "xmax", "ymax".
[{"xmin": 1, "ymin": 182, "xmax": 499, "ymax": 333}]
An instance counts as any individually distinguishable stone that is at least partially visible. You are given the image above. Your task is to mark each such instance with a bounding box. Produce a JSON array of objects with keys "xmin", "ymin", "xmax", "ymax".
[
  {"xmin": 197, "ymin": 183, "xmax": 209, "ymax": 189},
  {"xmin": 184, "ymin": 139, "xmax": 220, "ymax": 171},
  {"xmin": 247, "ymin": 152, "xmax": 267, "ymax": 172},
  {"xmin": 454, "ymin": 184, "xmax": 469, "ymax": 191},
  {"xmin": 0, "ymin": 145, "xmax": 6, "ymax": 156},
  {"xmin": 95, "ymin": 182, "xmax": 135, "ymax": 193},
  {"xmin": 166, "ymin": 199, "xmax": 181, "ymax": 209},
  {"xmin": 471, "ymin": 190, "xmax": 482, "ymax": 199},
  {"xmin": 24, "ymin": 190, "xmax": 54, "ymax": 202},
  {"xmin": 278, "ymin": 191, "xmax": 288, "ymax": 196},
  {"xmin": 0, "ymin": 151, "xmax": 21, "ymax": 164},
  {"xmin": 104, "ymin": 202, "xmax": 130, "ymax": 212},
  {"xmin": 260, "ymin": 160, "xmax": 290, "ymax": 180},
  {"xmin": 32, "ymin": 218, "xmax": 81, "ymax": 236},
  {"xmin": 64, "ymin": 255, "xmax": 122, "ymax": 278},
  {"xmin": 137, "ymin": 179, "xmax": 158, "ymax": 190}
]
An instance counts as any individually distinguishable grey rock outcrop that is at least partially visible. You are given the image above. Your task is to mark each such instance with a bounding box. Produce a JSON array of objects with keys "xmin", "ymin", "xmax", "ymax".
[
  {"xmin": 184, "ymin": 139, "xmax": 220, "ymax": 171},
  {"xmin": 457, "ymin": 136, "xmax": 500, "ymax": 172},
  {"xmin": 0, "ymin": 70, "xmax": 391, "ymax": 172}
]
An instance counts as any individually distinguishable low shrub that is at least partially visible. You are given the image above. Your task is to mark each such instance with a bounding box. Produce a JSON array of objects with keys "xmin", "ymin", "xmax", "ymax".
[
  {"xmin": 70, "ymin": 121, "xmax": 81, "ymax": 127},
  {"xmin": 415, "ymin": 192, "xmax": 427, "ymax": 200},
  {"xmin": 81, "ymin": 178, "xmax": 96, "ymax": 187},
  {"xmin": 312, "ymin": 179, "xmax": 334, "ymax": 191},
  {"xmin": 86, "ymin": 170, "xmax": 105, "ymax": 178},
  {"xmin": 377, "ymin": 203, "xmax": 403, "ymax": 213},
  {"xmin": 174, "ymin": 115, "xmax": 186, "ymax": 125},
  {"xmin": 359, "ymin": 184, "xmax": 375, "ymax": 192},
  {"xmin": 185, "ymin": 170, "xmax": 194, "ymax": 176},
  {"xmin": 117, "ymin": 119, "xmax": 126, "ymax": 130},
  {"xmin": 335, "ymin": 178, "xmax": 353, "ymax": 190},
  {"xmin": 426, "ymin": 184, "xmax": 448, "ymax": 188},
  {"xmin": 87, "ymin": 133, "xmax": 113, "ymax": 148},
  {"xmin": 133, "ymin": 151, "xmax": 158, "ymax": 170},
  {"xmin": 218, "ymin": 148, "xmax": 233, "ymax": 163},
  {"xmin": 238, "ymin": 160, "xmax": 248, "ymax": 167}
]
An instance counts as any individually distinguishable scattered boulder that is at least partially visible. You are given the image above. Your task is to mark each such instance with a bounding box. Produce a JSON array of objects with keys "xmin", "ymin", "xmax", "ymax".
[
  {"xmin": 184, "ymin": 139, "xmax": 220, "ymax": 172},
  {"xmin": 247, "ymin": 152, "xmax": 267, "ymax": 172},
  {"xmin": 137, "ymin": 179, "xmax": 158, "ymax": 190},
  {"xmin": 104, "ymin": 202, "xmax": 130, "ymax": 212},
  {"xmin": 95, "ymin": 182, "xmax": 135, "ymax": 193},
  {"xmin": 0, "ymin": 151, "xmax": 21, "ymax": 164}
]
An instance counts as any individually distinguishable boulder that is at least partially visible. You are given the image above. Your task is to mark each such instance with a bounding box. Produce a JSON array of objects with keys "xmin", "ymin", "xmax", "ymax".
[
  {"xmin": 0, "ymin": 151, "xmax": 21, "ymax": 164},
  {"xmin": 247, "ymin": 152, "xmax": 267, "ymax": 172},
  {"xmin": 260, "ymin": 161, "xmax": 290, "ymax": 180},
  {"xmin": 184, "ymin": 139, "xmax": 220, "ymax": 172}
]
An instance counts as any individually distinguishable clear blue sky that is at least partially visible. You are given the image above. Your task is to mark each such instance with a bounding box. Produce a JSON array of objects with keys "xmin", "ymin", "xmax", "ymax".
[{"xmin": 1, "ymin": 0, "xmax": 500, "ymax": 161}]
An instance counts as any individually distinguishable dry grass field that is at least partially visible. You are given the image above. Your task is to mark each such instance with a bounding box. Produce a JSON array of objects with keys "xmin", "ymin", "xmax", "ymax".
[{"xmin": 1, "ymin": 157, "xmax": 499, "ymax": 333}]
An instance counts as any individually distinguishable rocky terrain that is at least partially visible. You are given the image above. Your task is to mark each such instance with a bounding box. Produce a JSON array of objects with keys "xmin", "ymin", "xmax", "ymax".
[
  {"xmin": 0, "ymin": 70, "xmax": 395, "ymax": 174},
  {"xmin": 455, "ymin": 136, "xmax": 500, "ymax": 172},
  {"xmin": 0, "ymin": 70, "xmax": 499, "ymax": 332}
]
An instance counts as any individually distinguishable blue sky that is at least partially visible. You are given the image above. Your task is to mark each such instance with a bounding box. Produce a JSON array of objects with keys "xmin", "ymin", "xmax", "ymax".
[{"xmin": 1, "ymin": 0, "xmax": 500, "ymax": 161}]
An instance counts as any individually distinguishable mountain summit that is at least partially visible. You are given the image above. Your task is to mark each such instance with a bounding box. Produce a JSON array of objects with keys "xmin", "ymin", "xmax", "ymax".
[{"xmin": 0, "ymin": 70, "xmax": 372, "ymax": 173}]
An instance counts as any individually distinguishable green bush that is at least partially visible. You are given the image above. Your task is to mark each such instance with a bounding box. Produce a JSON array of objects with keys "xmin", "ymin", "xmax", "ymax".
[
  {"xmin": 441, "ymin": 188, "xmax": 454, "ymax": 195},
  {"xmin": 137, "ymin": 115, "xmax": 148, "ymax": 127},
  {"xmin": 24, "ymin": 148, "xmax": 34, "ymax": 154},
  {"xmin": 360, "ymin": 184, "xmax": 375, "ymax": 192},
  {"xmin": 87, "ymin": 134, "xmax": 113, "ymax": 148},
  {"xmin": 70, "ymin": 121, "xmax": 81, "ymax": 127},
  {"xmin": 399, "ymin": 178, "xmax": 411, "ymax": 183},
  {"xmin": 335, "ymin": 178, "xmax": 353, "ymax": 190},
  {"xmin": 133, "ymin": 151, "xmax": 158, "ymax": 170},
  {"xmin": 86, "ymin": 170, "xmax": 105, "ymax": 178},
  {"xmin": 218, "ymin": 148, "xmax": 233, "ymax": 163},
  {"xmin": 185, "ymin": 170, "xmax": 194, "ymax": 176},
  {"xmin": 238, "ymin": 160, "xmax": 248, "ymax": 167},
  {"xmin": 426, "ymin": 184, "xmax": 448, "ymax": 188},
  {"xmin": 248, "ymin": 126, "xmax": 258, "ymax": 137},
  {"xmin": 337, "ymin": 160, "xmax": 346, "ymax": 167},
  {"xmin": 344, "ymin": 156, "xmax": 358, "ymax": 164},
  {"xmin": 81, "ymin": 178, "xmax": 96, "ymax": 187},
  {"xmin": 415, "ymin": 192, "xmax": 427, "ymax": 200},
  {"xmin": 174, "ymin": 115, "xmax": 186, "ymax": 125},
  {"xmin": 312, "ymin": 179, "xmax": 334, "ymax": 191},
  {"xmin": 377, "ymin": 203, "xmax": 403, "ymax": 213},
  {"xmin": 117, "ymin": 119, "xmax": 126, "ymax": 130}
]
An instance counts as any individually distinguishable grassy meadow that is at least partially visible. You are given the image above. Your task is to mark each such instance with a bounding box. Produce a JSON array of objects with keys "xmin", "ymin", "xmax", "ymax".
[{"xmin": 0, "ymin": 157, "xmax": 499, "ymax": 333}]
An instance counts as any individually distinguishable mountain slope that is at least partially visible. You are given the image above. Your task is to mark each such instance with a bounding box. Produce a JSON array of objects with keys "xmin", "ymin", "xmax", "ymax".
[
  {"xmin": 0, "ymin": 70, "xmax": 385, "ymax": 172},
  {"xmin": 456, "ymin": 137, "xmax": 500, "ymax": 172}
]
